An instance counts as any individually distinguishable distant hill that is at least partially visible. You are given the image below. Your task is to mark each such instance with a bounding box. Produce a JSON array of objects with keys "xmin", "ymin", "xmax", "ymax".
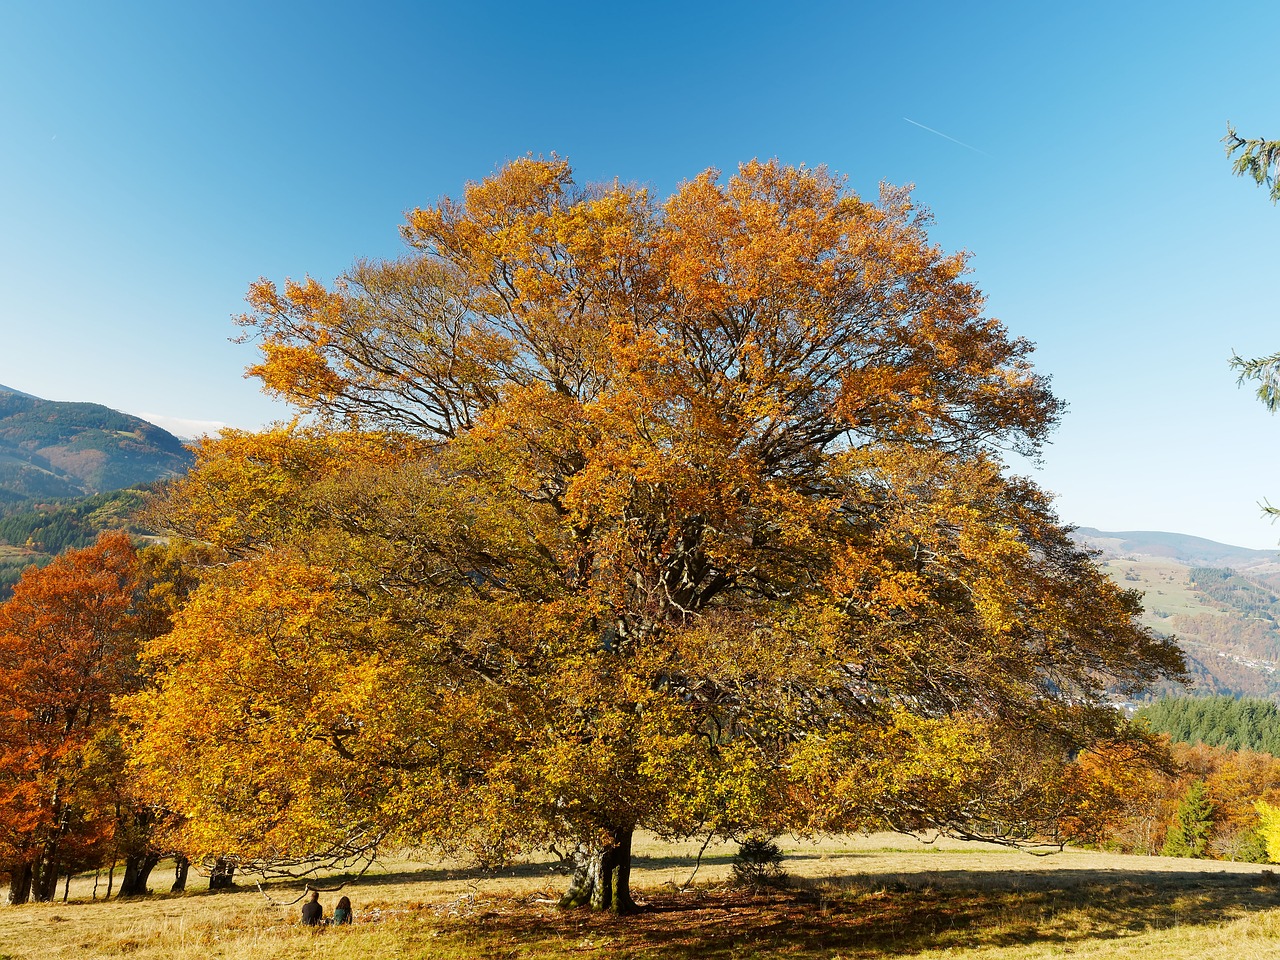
[
  {"xmin": 1073, "ymin": 527, "xmax": 1280, "ymax": 574},
  {"xmin": 0, "ymin": 385, "xmax": 192, "ymax": 597},
  {"xmin": 0, "ymin": 384, "xmax": 192, "ymax": 503},
  {"xmin": 1076, "ymin": 527, "xmax": 1280, "ymax": 701}
]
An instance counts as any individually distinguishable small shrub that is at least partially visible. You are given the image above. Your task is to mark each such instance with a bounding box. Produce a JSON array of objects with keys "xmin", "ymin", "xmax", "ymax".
[{"xmin": 731, "ymin": 835, "xmax": 787, "ymax": 888}]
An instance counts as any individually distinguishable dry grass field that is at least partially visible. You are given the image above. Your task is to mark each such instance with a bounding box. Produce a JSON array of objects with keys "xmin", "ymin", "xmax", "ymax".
[{"xmin": 4, "ymin": 834, "xmax": 1280, "ymax": 960}]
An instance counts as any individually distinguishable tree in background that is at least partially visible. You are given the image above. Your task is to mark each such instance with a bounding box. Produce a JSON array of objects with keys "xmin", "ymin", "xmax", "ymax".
[
  {"xmin": 133, "ymin": 158, "xmax": 1183, "ymax": 911},
  {"xmin": 1162, "ymin": 780, "xmax": 1215, "ymax": 858},
  {"xmin": 1199, "ymin": 746, "xmax": 1273, "ymax": 862},
  {"xmin": 1072, "ymin": 739, "xmax": 1280, "ymax": 861},
  {"xmin": 1058, "ymin": 735, "xmax": 1175, "ymax": 856},
  {"xmin": 1138, "ymin": 695, "xmax": 1280, "ymax": 755},
  {"xmin": 0, "ymin": 532, "xmax": 197, "ymax": 904},
  {"xmin": 1255, "ymin": 799, "xmax": 1280, "ymax": 862}
]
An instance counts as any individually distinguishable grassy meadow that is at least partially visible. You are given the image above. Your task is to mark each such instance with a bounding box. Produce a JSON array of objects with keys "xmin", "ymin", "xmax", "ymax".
[
  {"xmin": 1096, "ymin": 558, "xmax": 1224, "ymax": 627},
  {"xmin": 5, "ymin": 834, "xmax": 1280, "ymax": 960}
]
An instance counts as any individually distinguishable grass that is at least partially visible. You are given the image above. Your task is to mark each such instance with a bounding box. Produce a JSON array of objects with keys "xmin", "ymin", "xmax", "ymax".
[{"xmin": 4, "ymin": 835, "xmax": 1280, "ymax": 959}]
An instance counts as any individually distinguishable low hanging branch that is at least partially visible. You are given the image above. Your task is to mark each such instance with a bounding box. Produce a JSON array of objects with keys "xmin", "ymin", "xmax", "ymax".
[
  {"xmin": 222, "ymin": 828, "xmax": 389, "ymax": 906},
  {"xmin": 680, "ymin": 829, "xmax": 718, "ymax": 890},
  {"xmin": 254, "ymin": 867, "xmax": 374, "ymax": 907}
]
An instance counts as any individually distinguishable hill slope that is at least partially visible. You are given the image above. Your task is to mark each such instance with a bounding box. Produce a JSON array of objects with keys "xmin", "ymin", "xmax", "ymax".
[
  {"xmin": 0, "ymin": 384, "xmax": 192, "ymax": 503},
  {"xmin": 0, "ymin": 487, "xmax": 157, "ymax": 595}
]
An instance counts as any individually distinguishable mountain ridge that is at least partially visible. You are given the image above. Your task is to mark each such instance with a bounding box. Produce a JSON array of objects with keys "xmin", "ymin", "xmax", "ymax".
[{"xmin": 1075, "ymin": 528, "xmax": 1280, "ymax": 701}]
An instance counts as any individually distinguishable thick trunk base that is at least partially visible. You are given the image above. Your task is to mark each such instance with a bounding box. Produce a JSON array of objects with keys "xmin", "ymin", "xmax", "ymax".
[
  {"xmin": 32, "ymin": 855, "xmax": 59, "ymax": 903},
  {"xmin": 558, "ymin": 828, "xmax": 636, "ymax": 913},
  {"xmin": 118, "ymin": 853, "xmax": 160, "ymax": 898},
  {"xmin": 171, "ymin": 856, "xmax": 190, "ymax": 893},
  {"xmin": 208, "ymin": 858, "xmax": 236, "ymax": 890}
]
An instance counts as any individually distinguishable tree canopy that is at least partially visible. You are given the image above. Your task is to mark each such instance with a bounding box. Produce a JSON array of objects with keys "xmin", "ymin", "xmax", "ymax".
[{"xmin": 132, "ymin": 158, "xmax": 1183, "ymax": 911}]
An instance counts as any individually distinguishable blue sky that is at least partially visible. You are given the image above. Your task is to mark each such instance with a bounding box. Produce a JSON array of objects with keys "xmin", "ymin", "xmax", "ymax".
[{"xmin": 2, "ymin": 1, "xmax": 1278, "ymax": 546}]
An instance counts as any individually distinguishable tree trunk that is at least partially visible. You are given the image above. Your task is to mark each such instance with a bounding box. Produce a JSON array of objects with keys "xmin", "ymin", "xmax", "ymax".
[
  {"xmin": 208, "ymin": 858, "xmax": 236, "ymax": 890},
  {"xmin": 558, "ymin": 827, "xmax": 636, "ymax": 913},
  {"xmin": 171, "ymin": 856, "xmax": 190, "ymax": 893},
  {"xmin": 118, "ymin": 853, "xmax": 160, "ymax": 897},
  {"xmin": 5, "ymin": 863, "xmax": 33, "ymax": 905}
]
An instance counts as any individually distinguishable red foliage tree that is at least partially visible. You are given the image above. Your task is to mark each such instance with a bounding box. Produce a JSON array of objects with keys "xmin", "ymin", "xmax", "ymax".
[{"xmin": 0, "ymin": 532, "xmax": 145, "ymax": 903}]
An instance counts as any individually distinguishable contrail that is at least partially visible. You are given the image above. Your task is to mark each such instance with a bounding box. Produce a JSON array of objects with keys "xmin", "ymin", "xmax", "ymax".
[{"xmin": 903, "ymin": 117, "xmax": 990, "ymax": 156}]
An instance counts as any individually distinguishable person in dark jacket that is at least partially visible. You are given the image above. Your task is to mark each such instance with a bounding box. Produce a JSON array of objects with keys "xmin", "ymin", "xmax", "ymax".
[
  {"xmin": 301, "ymin": 890, "xmax": 323, "ymax": 926},
  {"xmin": 332, "ymin": 895, "xmax": 353, "ymax": 925}
]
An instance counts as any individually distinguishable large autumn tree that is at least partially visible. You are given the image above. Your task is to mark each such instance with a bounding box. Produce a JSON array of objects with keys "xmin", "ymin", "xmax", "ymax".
[{"xmin": 132, "ymin": 158, "xmax": 1182, "ymax": 911}]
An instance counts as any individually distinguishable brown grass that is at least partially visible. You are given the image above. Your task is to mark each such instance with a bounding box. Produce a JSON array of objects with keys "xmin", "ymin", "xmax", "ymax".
[{"xmin": 4, "ymin": 834, "xmax": 1280, "ymax": 960}]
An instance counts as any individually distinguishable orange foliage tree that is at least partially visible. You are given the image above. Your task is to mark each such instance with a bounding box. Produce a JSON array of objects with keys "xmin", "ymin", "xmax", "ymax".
[
  {"xmin": 0, "ymin": 532, "xmax": 152, "ymax": 903},
  {"xmin": 132, "ymin": 159, "xmax": 1183, "ymax": 911},
  {"xmin": 1066, "ymin": 737, "xmax": 1280, "ymax": 861}
]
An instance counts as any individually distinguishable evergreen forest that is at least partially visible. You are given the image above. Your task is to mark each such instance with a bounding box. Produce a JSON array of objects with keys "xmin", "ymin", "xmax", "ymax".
[{"xmin": 1138, "ymin": 695, "xmax": 1280, "ymax": 755}]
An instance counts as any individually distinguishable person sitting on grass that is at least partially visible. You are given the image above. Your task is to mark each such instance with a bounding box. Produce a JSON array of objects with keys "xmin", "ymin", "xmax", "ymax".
[
  {"xmin": 332, "ymin": 895, "xmax": 353, "ymax": 925},
  {"xmin": 300, "ymin": 890, "xmax": 323, "ymax": 926}
]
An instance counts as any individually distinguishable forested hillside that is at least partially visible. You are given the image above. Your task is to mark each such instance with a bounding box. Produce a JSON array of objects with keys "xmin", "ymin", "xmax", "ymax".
[
  {"xmin": 1082, "ymin": 536, "xmax": 1280, "ymax": 700},
  {"xmin": 0, "ymin": 385, "xmax": 187, "ymax": 596},
  {"xmin": 0, "ymin": 384, "xmax": 191, "ymax": 503},
  {"xmin": 0, "ymin": 487, "xmax": 157, "ymax": 595}
]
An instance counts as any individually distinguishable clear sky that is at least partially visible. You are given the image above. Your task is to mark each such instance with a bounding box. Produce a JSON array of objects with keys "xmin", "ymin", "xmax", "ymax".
[{"xmin": 2, "ymin": 1, "xmax": 1278, "ymax": 546}]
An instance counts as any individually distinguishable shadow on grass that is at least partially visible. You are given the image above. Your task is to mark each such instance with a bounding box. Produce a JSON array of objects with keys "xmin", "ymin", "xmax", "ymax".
[
  {"xmin": 419, "ymin": 869, "xmax": 1280, "ymax": 959},
  {"xmin": 270, "ymin": 852, "xmax": 755, "ymax": 891},
  {"xmin": 181, "ymin": 851, "xmax": 875, "ymax": 901}
]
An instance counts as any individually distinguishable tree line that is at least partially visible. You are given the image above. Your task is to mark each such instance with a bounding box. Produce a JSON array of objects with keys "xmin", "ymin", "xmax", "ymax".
[{"xmin": 1070, "ymin": 738, "xmax": 1280, "ymax": 862}]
